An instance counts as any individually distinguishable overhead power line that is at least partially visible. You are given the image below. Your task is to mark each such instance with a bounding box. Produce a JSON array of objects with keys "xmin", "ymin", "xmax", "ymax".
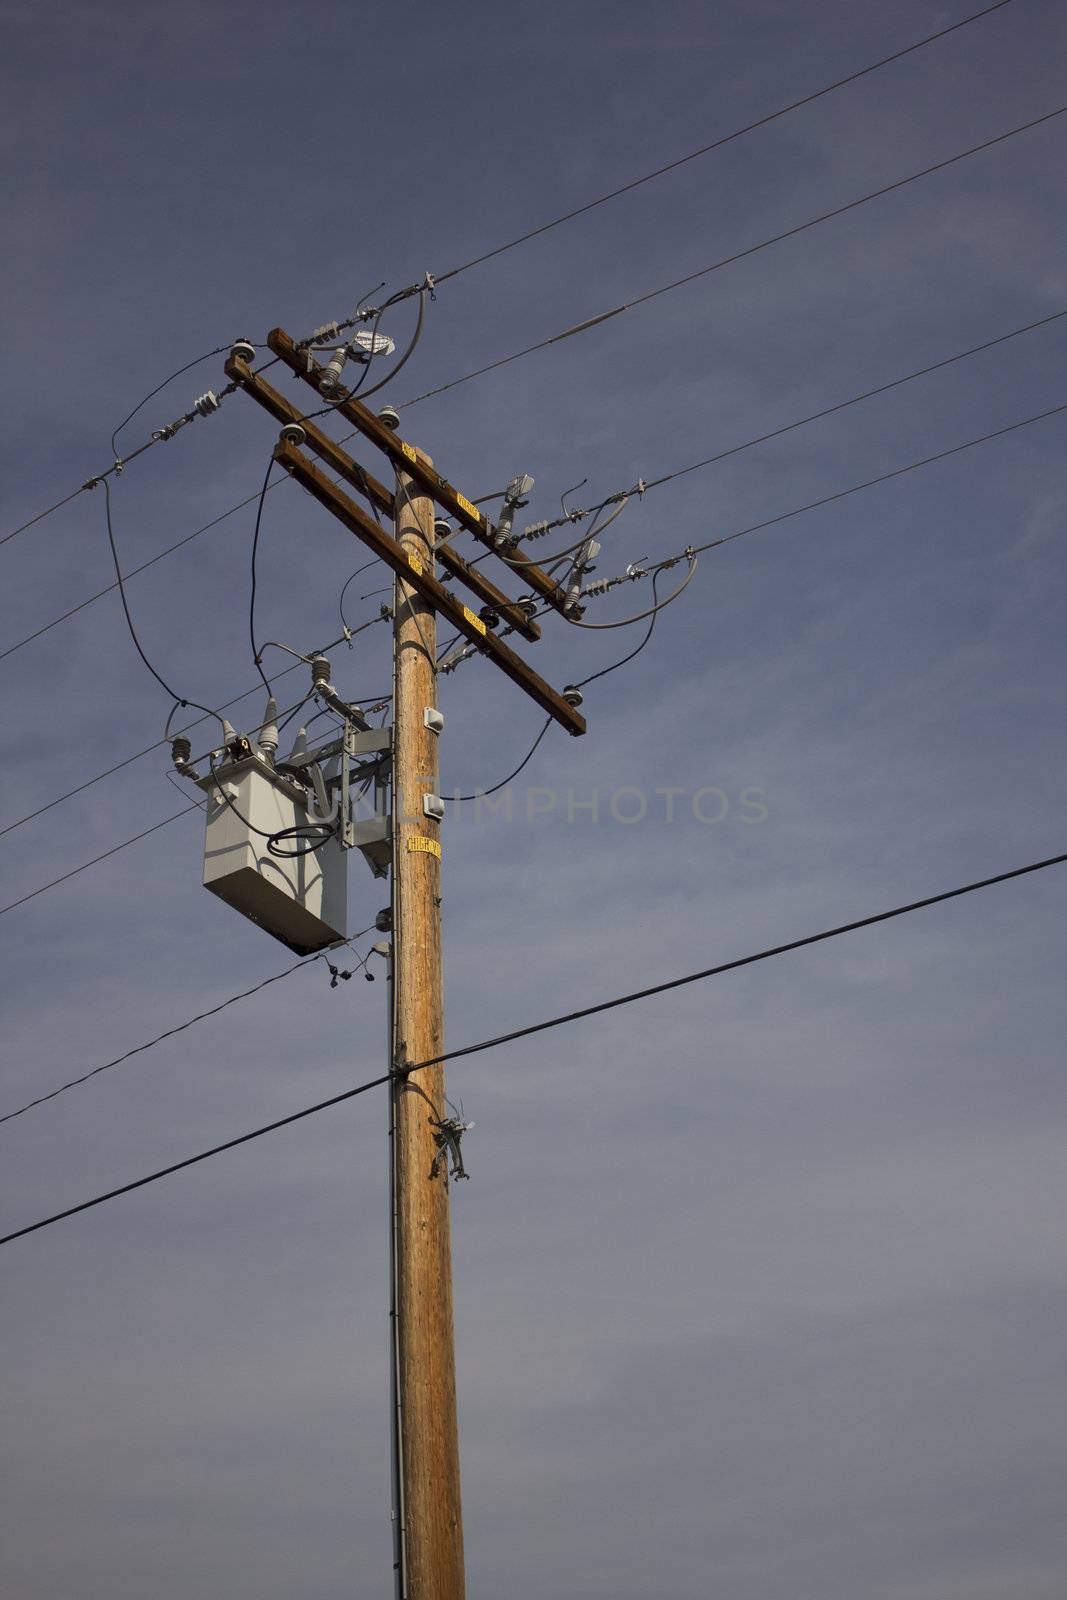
[
  {"xmin": 0, "ymin": 0, "xmax": 1017, "ymax": 555},
  {"xmin": 2, "ymin": 843, "xmax": 1063, "ymax": 1249},
  {"xmin": 0, "ymin": 393, "xmax": 1062, "ymax": 911},
  {"xmin": 432, "ymin": 0, "xmax": 1019, "ymax": 285},
  {"xmin": 0, "ymin": 804, "xmax": 200, "ymax": 921},
  {"xmin": 3, "ymin": 302, "xmax": 1061, "ymax": 682},
  {"xmin": 402, "ymin": 104, "xmax": 1067, "ymax": 408},
  {"xmin": 0, "ymin": 614, "xmax": 384, "ymax": 843},
  {"xmin": 0, "ymin": 960, "xmax": 312, "ymax": 1126}
]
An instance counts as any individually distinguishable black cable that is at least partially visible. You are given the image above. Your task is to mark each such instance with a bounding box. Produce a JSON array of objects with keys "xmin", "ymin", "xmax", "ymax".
[
  {"xmin": 0, "ymin": 804, "xmax": 201, "ymax": 920},
  {"xmin": 0, "ymin": 617, "xmax": 384, "ymax": 843},
  {"xmin": 207, "ymin": 756, "xmax": 337, "ymax": 859},
  {"xmin": 0, "ymin": 2, "xmax": 1029, "ymax": 561},
  {"xmin": 401, "ymin": 104, "xmax": 1067, "ymax": 409},
  {"xmin": 0, "ymin": 960, "xmax": 313, "ymax": 1126},
  {"xmin": 3, "ymin": 389, "xmax": 1061, "ymax": 883},
  {"xmin": 101, "ymin": 477, "xmax": 225, "ymax": 731},
  {"xmin": 0, "ymin": 485, "xmax": 89, "ymax": 550},
  {"xmin": 432, "ymin": 0, "xmax": 1019, "ymax": 286},
  {"xmin": 1, "ymin": 479, "xmax": 287, "ymax": 666},
  {"xmin": 519, "ymin": 306, "xmax": 1067, "ymax": 541},
  {"xmin": 680, "ymin": 397, "xmax": 1067, "ymax": 558},
  {"xmin": 4, "ymin": 842, "xmax": 1065, "ymax": 1248},
  {"xmin": 443, "ymin": 716, "xmax": 553, "ymax": 803},
  {"xmin": 249, "ymin": 455, "xmax": 275, "ymax": 694},
  {"xmin": 6, "ymin": 297, "xmax": 1064, "ymax": 677},
  {"xmin": 339, "ymin": 556, "xmax": 385, "ymax": 632},
  {"xmin": 110, "ymin": 345, "xmax": 231, "ymax": 459},
  {"xmin": 576, "ymin": 570, "xmax": 663, "ymax": 687}
]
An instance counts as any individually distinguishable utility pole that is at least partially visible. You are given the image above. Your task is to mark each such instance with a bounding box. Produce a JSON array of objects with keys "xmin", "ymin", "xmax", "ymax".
[
  {"xmin": 389, "ymin": 449, "xmax": 464, "ymax": 1600},
  {"xmin": 225, "ymin": 329, "xmax": 587, "ymax": 1600}
]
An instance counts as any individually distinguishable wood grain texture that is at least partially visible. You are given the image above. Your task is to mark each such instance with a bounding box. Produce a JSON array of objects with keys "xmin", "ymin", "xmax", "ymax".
[{"xmin": 393, "ymin": 451, "xmax": 465, "ymax": 1600}]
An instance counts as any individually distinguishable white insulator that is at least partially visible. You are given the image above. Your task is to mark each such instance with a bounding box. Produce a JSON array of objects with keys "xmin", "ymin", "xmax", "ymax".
[{"xmin": 194, "ymin": 390, "xmax": 221, "ymax": 417}]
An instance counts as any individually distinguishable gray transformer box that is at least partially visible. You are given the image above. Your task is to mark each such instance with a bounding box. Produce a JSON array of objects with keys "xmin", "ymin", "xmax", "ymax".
[{"xmin": 199, "ymin": 754, "xmax": 347, "ymax": 955}]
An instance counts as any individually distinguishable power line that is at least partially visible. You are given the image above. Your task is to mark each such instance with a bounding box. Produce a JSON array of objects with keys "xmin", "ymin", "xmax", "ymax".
[
  {"xmin": 4, "ymin": 302, "xmax": 1061, "ymax": 681},
  {"xmin": 0, "ymin": 479, "xmax": 287, "ymax": 665},
  {"xmin": 431, "ymin": 0, "xmax": 1020, "ymax": 286},
  {"xmin": 0, "ymin": 804, "xmax": 200, "ymax": 921},
  {"xmin": 402, "ymin": 104, "xmax": 1067, "ymax": 408},
  {"xmin": 0, "ymin": 2, "xmax": 1028, "ymax": 562},
  {"xmin": 3, "ymin": 842, "xmax": 1063, "ymax": 1249},
  {"xmin": 0, "ymin": 959, "xmax": 312, "ymax": 1126},
  {"xmin": 0, "ymin": 923, "xmax": 380, "ymax": 1126},
  {"xmin": 1, "ymin": 393, "xmax": 1061, "ymax": 897},
  {"xmin": 0, "ymin": 615, "xmax": 385, "ymax": 843},
  {"xmin": 510, "ymin": 307, "xmax": 1067, "ymax": 538},
  {"xmin": 674, "ymin": 397, "xmax": 1067, "ymax": 562}
]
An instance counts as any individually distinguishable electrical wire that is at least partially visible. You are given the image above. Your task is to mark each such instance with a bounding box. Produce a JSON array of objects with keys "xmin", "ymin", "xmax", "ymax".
[
  {"xmin": 401, "ymin": 104, "xmax": 1067, "ymax": 409},
  {"xmin": 431, "ymin": 0, "xmax": 1019, "ymax": 287},
  {"xmin": 249, "ymin": 455, "xmax": 276, "ymax": 693},
  {"xmin": 110, "ymin": 345, "xmax": 231, "ymax": 459},
  {"xmin": 0, "ymin": 485, "xmax": 88, "ymax": 551},
  {"xmin": 564, "ymin": 553, "xmax": 697, "ymax": 628},
  {"xmin": 3, "ymin": 391, "xmax": 1062, "ymax": 869},
  {"xmin": 305, "ymin": 289, "xmax": 428, "ymax": 418},
  {"xmin": 0, "ymin": 804, "xmax": 201, "ymax": 920},
  {"xmin": 0, "ymin": 919, "xmax": 380, "ymax": 1128},
  {"xmin": 101, "ymin": 477, "xmax": 227, "ymax": 733},
  {"xmin": 0, "ymin": 616, "xmax": 386, "ymax": 843},
  {"xmin": 0, "ymin": 478, "xmax": 289, "ymax": 666},
  {"xmin": 0, "ymin": 960, "xmax": 314, "ymax": 1126},
  {"xmin": 511, "ymin": 306, "xmax": 1067, "ymax": 543},
  {"xmin": 6, "ymin": 296, "xmax": 1064, "ymax": 675},
  {"xmin": 0, "ymin": 2, "xmax": 1026, "ymax": 557},
  {"xmin": 576, "ymin": 570, "xmax": 665, "ymax": 687},
  {"xmin": 671, "ymin": 397, "xmax": 1067, "ymax": 563},
  {"xmin": 442, "ymin": 717, "xmax": 553, "ymax": 803},
  {"xmin": 4, "ymin": 841, "xmax": 1065, "ymax": 1248}
]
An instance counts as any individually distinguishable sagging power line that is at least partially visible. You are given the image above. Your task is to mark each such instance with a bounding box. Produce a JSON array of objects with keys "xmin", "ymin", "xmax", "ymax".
[{"xmin": 3, "ymin": 841, "xmax": 1063, "ymax": 1249}]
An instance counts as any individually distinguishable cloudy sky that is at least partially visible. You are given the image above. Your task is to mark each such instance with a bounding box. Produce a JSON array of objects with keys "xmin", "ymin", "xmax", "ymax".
[{"xmin": 2, "ymin": 1, "xmax": 1066, "ymax": 1595}]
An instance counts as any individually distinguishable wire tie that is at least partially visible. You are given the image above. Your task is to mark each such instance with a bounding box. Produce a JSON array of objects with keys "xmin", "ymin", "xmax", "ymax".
[
  {"xmin": 424, "ymin": 271, "xmax": 437, "ymax": 300},
  {"xmin": 636, "ymin": 478, "xmax": 647, "ymax": 498},
  {"xmin": 113, "ymin": 460, "xmax": 124, "ymax": 476},
  {"xmin": 83, "ymin": 475, "xmax": 100, "ymax": 491}
]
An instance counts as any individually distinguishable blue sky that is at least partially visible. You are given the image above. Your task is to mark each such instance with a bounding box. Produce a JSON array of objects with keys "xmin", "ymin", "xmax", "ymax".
[{"xmin": 2, "ymin": 2, "xmax": 1066, "ymax": 1596}]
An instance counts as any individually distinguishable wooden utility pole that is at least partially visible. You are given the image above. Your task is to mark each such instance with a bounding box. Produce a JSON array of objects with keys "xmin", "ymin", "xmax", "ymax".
[
  {"xmin": 231, "ymin": 328, "xmax": 587, "ymax": 1597},
  {"xmin": 389, "ymin": 448, "xmax": 465, "ymax": 1600}
]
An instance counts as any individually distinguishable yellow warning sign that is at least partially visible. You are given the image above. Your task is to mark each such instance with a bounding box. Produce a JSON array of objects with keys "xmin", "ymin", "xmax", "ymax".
[
  {"xmin": 462, "ymin": 605, "xmax": 487, "ymax": 636},
  {"xmin": 406, "ymin": 551, "xmax": 424, "ymax": 576},
  {"xmin": 454, "ymin": 493, "xmax": 483, "ymax": 525},
  {"xmin": 407, "ymin": 835, "xmax": 442, "ymax": 859},
  {"xmin": 400, "ymin": 441, "xmax": 418, "ymax": 463}
]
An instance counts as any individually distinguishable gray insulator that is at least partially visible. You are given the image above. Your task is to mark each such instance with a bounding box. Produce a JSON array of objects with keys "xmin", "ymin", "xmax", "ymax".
[
  {"xmin": 230, "ymin": 340, "xmax": 256, "ymax": 365},
  {"xmin": 310, "ymin": 654, "xmax": 331, "ymax": 688},
  {"xmin": 280, "ymin": 422, "xmax": 307, "ymax": 447},
  {"xmin": 258, "ymin": 696, "xmax": 279, "ymax": 757},
  {"xmin": 171, "ymin": 735, "xmax": 192, "ymax": 768},
  {"xmin": 319, "ymin": 348, "xmax": 349, "ymax": 398},
  {"xmin": 562, "ymin": 685, "xmax": 584, "ymax": 708},
  {"xmin": 378, "ymin": 404, "xmax": 401, "ymax": 431},
  {"xmin": 375, "ymin": 907, "xmax": 392, "ymax": 932},
  {"xmin": 193, "ymin": 390, "xmax": 221, "ymax": 417}
]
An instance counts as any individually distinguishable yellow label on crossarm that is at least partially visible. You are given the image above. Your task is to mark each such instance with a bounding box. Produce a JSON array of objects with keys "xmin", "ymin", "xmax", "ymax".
[
  {"xmin": 407, "ymin": 835, "xmax": 442, "ymax": 859},
  {"xmin": 462, "ymin": 605, "xmax": 487, "ymax": 636},
  {"xmin": 406, "ymin": 552, "xmax": 424, "ymax": 576},
  {"xmin": 454, "ymin": 493, "xmax": 482, "ymax": 525},
  {"xmin": 400, "ymin": 441, "xmax": 418, "ymax": 463}
]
